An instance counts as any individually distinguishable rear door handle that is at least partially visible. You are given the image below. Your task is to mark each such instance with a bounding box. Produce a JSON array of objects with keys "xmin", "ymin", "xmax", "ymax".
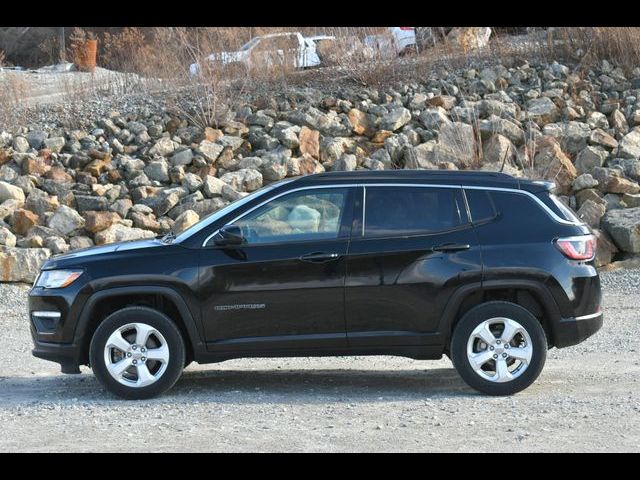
[
  {"xmin": 432, "ymin": 243, "xmax": 470, "ymax": 252},
  {"xmin": 299, "ymin": 252, "xmax": 341, "ymax": 263}
]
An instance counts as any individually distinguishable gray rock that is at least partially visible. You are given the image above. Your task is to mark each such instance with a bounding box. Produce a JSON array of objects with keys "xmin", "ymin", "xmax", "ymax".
[
  {"xmin": 438, "ymin": 121, "xmax": 476, "ymax": 166},
  {"xmin": 203, "ymin": 175, "xmax": 227, "ymax": 198},
  {"xmin": 148, "ymin": 137, "xmax": 178, "ymax": 157},
  {"xmin": 478, "ymin": 117, "xmax": 525, "ymax": 146},
  {"xmin": 526, "ymin": 97, "xmax": 560, "ymax": 125},
  {"xmin": 602, "ymin": 207, "xmax": 640, "ymax": 252},
  {"xmin": 75, "ymin": 195, "xmax": 108, "ymax": 212},
  {"xmin": 616, "ymin": 128, "xmax": 640, "ymax": 159},
  {"xmin": 197, "ymin": 141, "xmax": 224, "ymax": 163},
  {"xmin": 332, "ymin": 154, "xmax": 357, "ymax": 172},
  {"xmin": 482, "ymin": 134, "xmax": 515, "ymax": 165},
  {"xmin": 0, "ymin": 164, "xmax": 19, "ymax": 183},
  {"xmin": 109, "ymin": 198, "xmax": 133, "ymax": 219},
  {"xmin": 542, "ymin": 122, "xmax": 591, "ymax": 154},
  {"xmin": 144, "ymin": 159, "xmax": 170, "ymax": 182},
  {"xmin": 48, "ymin": 205, "xmax": 85, "ymax": 236},
  {"xmin": 26, "ymin": 131, "xmax": 47, "ymax": 149},
  {"xmin": 182, "ymin": 172, "xmax": 203, "ymax": 193},
  {"xmin": 43, "ymin": 137, "xmax": 66, "ymax": 153},
  {"xmin": 261, "ymin": 159, "xmax": 288, "ymax": 181},
  {"xmin": 94, "ymin": 223, "xmax": 155, "ymax": 245},
  {"xmin": 171, "ymin": 148, "xmax": 194, "ymax": 167},
  {"xmin": 0, "ymin": 247, "xmax": 51, "ymax": 282},
  {"xmin": 0, "ymin": 181, "xmax": 26, "ymax": 203},
  {"xmin": 44, "ymin": 236, "xmax": 69, "ymax": 254},
  {"xmin": 573, "ymin": 173, "xmax": 599, "ymax": 191},
  {"xmin": 576, "ymin": 199, "xmax": 606, "ymax": 228},
  {"xmin": 382, "ymin": 107, "xmax": 412, "ymax": 131},
  {"xmin": 0, "ymin": 226, "xmax": 16, "ymax": 247},
  {"xmin": 575, "ymin": 146, "xmax": 609, "ymax": 174},
  {"xmin": 69, "ymin": 236, "xmax": 94, "ymax": 250},
  {"xmin": 220, "ymin": 169, "xmax": 263, "ymax": 192},
  {"xmin": 622, "ymin": 193, "xmax": 640, "ymax": 208},
  {"xmin": 13, "ymin": 136, "xmax": 30, "ymax": 153},
  {"xmin": 173, "ymin": 210, "xmax": 200, "ymax": 233},
  {"xmin": 419, "ymin": 107, "xmax": 451, "ymax": 130},
  {"xmin": 272, "ymin": 123, "xmax": 300, "ymax": 149}
]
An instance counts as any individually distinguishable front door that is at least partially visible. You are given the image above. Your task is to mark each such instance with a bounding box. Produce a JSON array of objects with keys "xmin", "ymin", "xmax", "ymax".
[
  {"xmin": 199, "ymin": 186, "xmax": 355, "ymax": 353},
  {"xmin": 345, "ymin": 185, "xmax": 482, "ymax": 347}
]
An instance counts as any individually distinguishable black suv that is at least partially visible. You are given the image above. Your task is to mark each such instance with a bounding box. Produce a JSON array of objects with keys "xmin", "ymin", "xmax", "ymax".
[{"xmin": 29, "ymin": 170, "xmax": 603, "ymax": 399}]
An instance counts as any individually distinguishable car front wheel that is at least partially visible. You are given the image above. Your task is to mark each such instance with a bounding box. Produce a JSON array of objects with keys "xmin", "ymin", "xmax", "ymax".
[
  {"xmin": 89, "ymin": 306, "xmax": 186, "ymax": 400},
  {"xmin": 450, "ymin": 301, "xmax": 547, "ymax": 396}
]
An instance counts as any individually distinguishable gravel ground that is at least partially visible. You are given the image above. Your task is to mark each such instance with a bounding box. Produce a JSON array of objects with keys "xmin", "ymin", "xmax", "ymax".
[{"xmin": 0, "ymin": 270, "xmax": 639, "ymax": 452}]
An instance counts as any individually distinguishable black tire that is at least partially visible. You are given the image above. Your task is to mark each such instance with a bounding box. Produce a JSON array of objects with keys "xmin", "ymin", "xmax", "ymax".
[
  {"xmin": 89, "ymin": 306, "xmax": 185, "ymax": 400},
  {"xmin": 450, "ymin": 301, "xmax": 547, "ymax": 396}
]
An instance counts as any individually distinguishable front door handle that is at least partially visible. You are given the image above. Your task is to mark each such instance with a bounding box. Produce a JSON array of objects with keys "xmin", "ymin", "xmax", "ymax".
[
  {"xmin": 299, "ymin": 252, "xmax": 341, "ymax": 263},
  {"xmin": 432, "ymin": 243, "xmax": 470, "ymax": 252}
]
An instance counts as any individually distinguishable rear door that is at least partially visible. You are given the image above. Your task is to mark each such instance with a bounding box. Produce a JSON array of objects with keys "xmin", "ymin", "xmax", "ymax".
[{"xmin": 344, "ymin": 185, "xmax": 483, "ymax": 347}]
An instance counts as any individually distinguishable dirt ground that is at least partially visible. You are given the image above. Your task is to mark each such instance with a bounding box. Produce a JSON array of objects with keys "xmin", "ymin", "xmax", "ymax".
[{"xmin": 0, "ymin": 270, "xmax": 638, "ymax": 452}]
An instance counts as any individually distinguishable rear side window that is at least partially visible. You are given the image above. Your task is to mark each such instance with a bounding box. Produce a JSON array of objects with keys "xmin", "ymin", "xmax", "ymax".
[
  {"xmin": 465, "ymin": 189, "xmax": 497, "ymax": 223},
  {"xmin": 548, "ymin": 194, "xmax": 582, "ymax": 223},
  {"xmin": 363, "ymin": 187, "xmax": 463, "ymax": 237}
]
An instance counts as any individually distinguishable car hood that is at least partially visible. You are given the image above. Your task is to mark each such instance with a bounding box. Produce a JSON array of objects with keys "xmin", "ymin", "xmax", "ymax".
[{"xmin": 42, "ymin": 238, "xmax": 165, "ymax": 269}]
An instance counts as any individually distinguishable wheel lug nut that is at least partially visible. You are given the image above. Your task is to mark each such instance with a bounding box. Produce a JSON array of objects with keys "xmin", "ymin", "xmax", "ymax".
[
  {"xmin": 141, "ymin": 348, "xmax": 146, "ymax": 353},
  {"xmin": 132, "ymin": 345, "xmax": 137, "ymax": 350},
  {"xmin": 505, "ymin": 344, "xmax": 510, "ymax": 349},
  {"xmin": 493, "ymin": 354, "xmax": 498, "ymax": 359},
  {"xmin": 141, "ymin": 357, "xmax": 146, "ymax": 362},
  {"xmin": 489, "ymin": 346, "xmax": 494, "ymax": 351},
  {"xmin": 496, "ymin": 340, "xmax": 501, "ymax": 344},
  {"xmin": 132, "ymin": 360, "xmax": 137, "ymax": 365},
  {"xmin": 126, "ymin": 352, "xmax": 132, "ymax": 357},
  {"xmin": 502, "ymin": 353, "xmax": 508, "ymax": 358}
]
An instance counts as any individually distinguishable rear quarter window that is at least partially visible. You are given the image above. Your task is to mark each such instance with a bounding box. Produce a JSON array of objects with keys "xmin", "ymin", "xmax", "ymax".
[{"xmin": 465, "ymin": 189, "xmax": 497, "ymax": 223}]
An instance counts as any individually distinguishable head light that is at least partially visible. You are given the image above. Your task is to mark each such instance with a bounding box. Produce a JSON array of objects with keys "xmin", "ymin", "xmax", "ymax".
[{"xmin": 35, "ymin": 270, "xmax": 83, "ymax": 289}]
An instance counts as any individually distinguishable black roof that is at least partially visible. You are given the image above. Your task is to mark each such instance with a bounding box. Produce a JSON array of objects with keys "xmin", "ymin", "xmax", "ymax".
[{"xmin": 291, "ymin": 169, "xmax": 528, "ymax": 189}]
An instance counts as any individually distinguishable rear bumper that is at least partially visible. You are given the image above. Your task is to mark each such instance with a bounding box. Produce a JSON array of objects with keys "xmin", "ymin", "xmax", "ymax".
[{"xmin": 553, "ymin": 311, "xmax": 603, "ymax": 348}]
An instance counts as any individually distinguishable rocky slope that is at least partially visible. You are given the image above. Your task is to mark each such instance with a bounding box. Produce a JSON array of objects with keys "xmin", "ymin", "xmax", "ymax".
[{"xmin": 1, "ymin": 59, "xmax": 640, "ymax": 281}]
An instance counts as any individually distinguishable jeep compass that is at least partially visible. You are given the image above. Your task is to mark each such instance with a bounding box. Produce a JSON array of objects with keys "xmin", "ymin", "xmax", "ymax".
[{"xmin": 28, "ymin": 170, "xmax": 603, "ymax": 399}]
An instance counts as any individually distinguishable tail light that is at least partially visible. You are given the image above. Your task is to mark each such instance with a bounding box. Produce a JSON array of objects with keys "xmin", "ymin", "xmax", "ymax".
[
  {"xmin": 555, "ymin": 235, "xmax": 596, "ymax": 260},
  {"xmin": 399, "ymin": 27, "xmax": 414, "ymax": 31}
]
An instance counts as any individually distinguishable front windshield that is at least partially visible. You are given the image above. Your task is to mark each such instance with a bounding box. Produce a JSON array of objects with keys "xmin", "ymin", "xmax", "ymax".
[
  {"xmin": 173, "ymin": 180, "xmax": 290, "ymax": 244},
  {"xmin": 240, "ymin": 37, "xmax": 260, "ymax": 51}
]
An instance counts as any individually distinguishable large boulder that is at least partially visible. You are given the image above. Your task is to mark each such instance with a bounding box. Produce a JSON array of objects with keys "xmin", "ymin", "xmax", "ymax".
[
  {"xmin": 601, "ymin": 207, "xmax": 640, "ymax": 253},
  {"xmin": 0, "ymin": 247, "xmax": 51, "ymax": 282},
  {"xmin": 48, "ymin": 205, "xmax": 85, "ymax": 236},
  {"xmin": 532, "ymin": 136, "xmax": 577, "ymax": 195},
  {"xmin": 94, "ymin": 223, "xmax": 156, "ymax": 245}
]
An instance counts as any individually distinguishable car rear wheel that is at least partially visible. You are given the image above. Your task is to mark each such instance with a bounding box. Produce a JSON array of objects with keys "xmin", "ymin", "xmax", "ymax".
[
  {"xmin": 450, "ymin": 301, "xmax": 547, "ymax": 396},
  {"xmin": 90, "ymin": 307, "xmax": 185, "ymax": 400}
]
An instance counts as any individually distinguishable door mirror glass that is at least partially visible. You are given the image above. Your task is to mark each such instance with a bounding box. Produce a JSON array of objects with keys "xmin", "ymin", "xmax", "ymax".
[{"xmin": 214, "ymin": 225, "xmax": 246, "ymax": 247}]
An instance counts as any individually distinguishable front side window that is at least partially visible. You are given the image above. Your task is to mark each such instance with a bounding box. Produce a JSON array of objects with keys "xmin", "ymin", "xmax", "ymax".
[
  {"xmin": 363, "ymin": 186, "xmax": 464, "ymax": 238},
  {"xmin": 231, "ymin": 188, "xmax": 349, "ymax": 245}
]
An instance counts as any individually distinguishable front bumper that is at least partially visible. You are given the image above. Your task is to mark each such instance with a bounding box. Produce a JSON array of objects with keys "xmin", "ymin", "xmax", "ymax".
[
  {"xmin": 553, "ymin": 311, "xmax": 603, "ymax": 348},
  {"xmin": 31, "ymin": 335, "xmax": 82, "ymax": 374}
]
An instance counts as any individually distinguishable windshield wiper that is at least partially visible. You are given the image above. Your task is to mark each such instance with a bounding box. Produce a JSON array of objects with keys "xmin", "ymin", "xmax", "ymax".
[{"xmin": 161, "ymin": 231, "xmax": 176, "ymax": 244}]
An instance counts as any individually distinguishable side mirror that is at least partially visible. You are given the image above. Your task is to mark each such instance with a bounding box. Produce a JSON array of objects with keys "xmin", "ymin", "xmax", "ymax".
[{"xmin": 214, "ymin": 225, "xmax": 245, "ymax": 247}]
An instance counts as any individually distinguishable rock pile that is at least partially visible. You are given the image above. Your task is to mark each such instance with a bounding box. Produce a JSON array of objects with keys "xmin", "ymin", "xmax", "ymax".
[{"xmin": 1, "ymin": 59, "xmax": 640, "ymax": 280}]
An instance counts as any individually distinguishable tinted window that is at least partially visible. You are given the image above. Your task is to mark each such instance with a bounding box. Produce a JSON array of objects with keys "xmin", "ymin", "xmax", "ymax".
[
  {"xmin": 232, "ymin": 188, "xmax": 348, "ymax": 245},
  {"xmin": 465, "ymin": 189, "xmax": 497, "ymax": 223},
  {"xmin": 364, "ymin": 187, "xmax": 463, "ymax": 237}
]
